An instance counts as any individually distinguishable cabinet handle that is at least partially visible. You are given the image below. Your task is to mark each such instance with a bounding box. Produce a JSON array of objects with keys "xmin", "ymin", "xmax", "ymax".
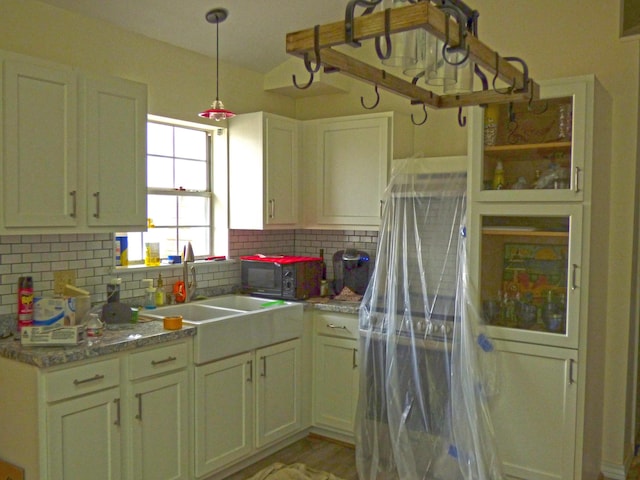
[
  {"xmin": 151, "ymin": 356, "xmax": 177, "ymax": 366},
  {"xmin": 573, "ymin": 167, "xmax": 581, "ymax": 193},
  {"xmin": 93, "ymin": 192, "xmax": 100, "ymax": 218},
  {"xmin": 114, "ymin": 398, "xmax": 121, "ymax": 426},
  {"xmin": 247, "ymin": 359, "xmax": 253, "ymax": 383},
  {"xmin": 352, "ymin": 348, "xmax": 358, "ymax": 369},
  {"xmin": 569, "ymin": 359, "xmax": 576, "ymax": 384},
  {"xmin": 69, "ymin": 190, "xmax": 77, "ymax": 218},
  {"xmin": 73, "ymin": 373, "xmax": 105, "ymax": 385},
  {"xmin": 260, "ymin": 356, "xmax": 267, "ymax": 377},
  {"xmin": 269, "ymin": 199, "xmax": 276, "ymax": 219},
  {"xmin": 135, "ymin": 393, "xmax": 142, "ymax": 420},
  {"xmin": 571, "ymin": 263, "xmax": 579, "ymax": 290},
  {"xmin": 327, "ymin": 323, "xmax": 349, "ymax": 331}
]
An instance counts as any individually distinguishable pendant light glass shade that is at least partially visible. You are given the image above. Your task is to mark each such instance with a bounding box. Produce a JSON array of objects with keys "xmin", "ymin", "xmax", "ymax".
[{"xmin": 198, "ymin": 8, "xmax": 235, "ymax": 121}]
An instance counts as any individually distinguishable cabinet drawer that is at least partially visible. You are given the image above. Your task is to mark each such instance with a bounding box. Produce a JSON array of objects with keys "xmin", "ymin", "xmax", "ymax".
[
  {"xmin": 45, "ymin": 358, "xmax": 120, "ymax": 402},
  {"xmin": 129, "ymin": 342, "xmax": 188, "ymax": 380},
  {"xmin": 314, "ymin": 312, "xmax": 359, "ymax": 340}
]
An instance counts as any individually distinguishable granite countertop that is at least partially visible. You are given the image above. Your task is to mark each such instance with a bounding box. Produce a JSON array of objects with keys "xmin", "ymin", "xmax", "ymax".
[
  {"xmin": 0, "ymin": 320, "xmax": 196, "ymax": 368},
  {"xmin": 0, "ymin": 296, "xmax": 359, "ymax": 369}
]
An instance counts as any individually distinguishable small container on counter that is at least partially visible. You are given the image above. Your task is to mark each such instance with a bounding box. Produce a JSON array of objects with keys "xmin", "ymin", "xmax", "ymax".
[
  {"xmin": 143, "ymin": 279, "xmax": 156, "ymax": 309},
  {"xmin": 163, "ymin": 315, "xmax": 183, "ymax": 330},
  {"xmin": 17, "ymin": 276, "xmax": 34, "ymax": 331}
]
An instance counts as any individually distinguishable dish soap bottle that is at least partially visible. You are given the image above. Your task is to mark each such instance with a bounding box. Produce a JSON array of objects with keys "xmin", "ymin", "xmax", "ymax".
[
  {"xmin": 155, "ymin": 273, "xmax": 164, "ymax": 307},
  {"xmin": 143, "ymin": 279, "xmax": 156, "ymax": 309}
]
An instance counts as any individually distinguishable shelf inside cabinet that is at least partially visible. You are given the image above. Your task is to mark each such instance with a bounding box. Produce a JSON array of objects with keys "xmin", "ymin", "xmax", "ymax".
[
  {"xmin": 482, "ymin": 228, "xmax": 568, "ymax": 238},
  {"xmin": 484, "ymin": 141, "xmax": 572, "ymax": 158}
]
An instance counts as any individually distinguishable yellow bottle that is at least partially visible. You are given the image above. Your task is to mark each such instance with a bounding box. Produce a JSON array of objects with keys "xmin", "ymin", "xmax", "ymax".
[
  {"xmin": 492, "ymin": 161, "xmax": 505, "ymax": 190},
  {"xmin": 155, "ymin": 273, "xmax": 165, "ymax": 306}
]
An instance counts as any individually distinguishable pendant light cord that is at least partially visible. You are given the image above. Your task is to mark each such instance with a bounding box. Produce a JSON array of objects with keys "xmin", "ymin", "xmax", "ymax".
[{"xmin": 215, "ymin": 20, "xmax": 220, "ymax": 102}]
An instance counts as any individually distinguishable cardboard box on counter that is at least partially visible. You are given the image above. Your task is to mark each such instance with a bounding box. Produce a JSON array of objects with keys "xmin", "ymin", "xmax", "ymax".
[
  {"xmin": 21, "ymin": 325, "xmax": 85, "ymax": 346},
  {"xmin": 33, "ymin": 297, "xmax": 78, "ymax": 326}
]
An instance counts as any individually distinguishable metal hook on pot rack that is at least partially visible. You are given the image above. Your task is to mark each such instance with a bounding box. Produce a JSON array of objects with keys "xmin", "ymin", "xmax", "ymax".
[
  {"xmin": 292, "ymin": 25, "xmax": 322, "ymax": 90},
  {"xmin": 345, "ymin": 0, "xmax": 382, "ymax": 47},
  {"xmin": 441, "ymin": 10, "xmax": 470, "ymax": 67},
  {"xmin": 361, "ymin": 84, "xmax": 381, "ymax": 110},
  {"xmin": 411, "ymin": 103, "xmax": 428, "ymax": 126},
  {"xmin": 374, "ymin": 8, "xmax": 392, "ymax": 60},
  {"xmin": 458, "ymin": 107, "xmax": 467, "ymax": 127}
]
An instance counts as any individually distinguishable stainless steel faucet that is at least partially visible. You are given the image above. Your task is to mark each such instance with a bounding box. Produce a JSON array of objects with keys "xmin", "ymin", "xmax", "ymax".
[{"xmin": 183, "ymin": 242, "xmax": 197, "ymax": 302}]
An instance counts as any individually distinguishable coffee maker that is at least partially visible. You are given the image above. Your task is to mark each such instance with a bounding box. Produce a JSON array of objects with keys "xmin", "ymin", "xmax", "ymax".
[{"xmin": 333, "ymin": 249, "xmax": 371, "ymax": 295}]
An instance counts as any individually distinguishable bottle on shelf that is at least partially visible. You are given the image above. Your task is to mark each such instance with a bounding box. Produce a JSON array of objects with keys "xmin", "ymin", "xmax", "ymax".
[{"xmin": 492, "ymin": 161, "xmax": 505, "ymax": 190}]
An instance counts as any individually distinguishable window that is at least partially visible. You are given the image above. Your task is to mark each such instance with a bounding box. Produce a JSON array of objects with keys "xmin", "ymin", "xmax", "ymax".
[{"xmin": 122, "ymin": 115, "xmax": 227, "ymax": 265}]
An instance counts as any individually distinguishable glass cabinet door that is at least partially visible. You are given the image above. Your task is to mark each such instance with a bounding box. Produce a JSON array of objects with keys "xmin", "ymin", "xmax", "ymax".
[
  {"xmin": 468, "ymin": 203, "xmax": 582, "ymax": 348},
  {"xmin": 469, "ymin": 79, "xmax": 590, "ymax": 202}
]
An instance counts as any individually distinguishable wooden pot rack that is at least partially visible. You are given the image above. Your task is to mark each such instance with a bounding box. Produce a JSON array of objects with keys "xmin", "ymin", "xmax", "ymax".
[{"xmin": 286, "ymin": 1, "xmax": 540, "ymax": 110}]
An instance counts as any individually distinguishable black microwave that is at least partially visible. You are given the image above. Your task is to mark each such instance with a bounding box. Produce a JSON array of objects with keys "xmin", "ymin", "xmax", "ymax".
[{"xmin": 240, "ymin": 256, "xmax": 322, "ymax": 300}]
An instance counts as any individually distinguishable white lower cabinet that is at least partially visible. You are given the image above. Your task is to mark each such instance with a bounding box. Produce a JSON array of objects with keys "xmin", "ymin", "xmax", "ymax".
[
  {"xmin": 194, "ymin": 338, "xmax": 302, "ymax": 478},
  {"xmin": 0, "ymin": 339, "xmax": 191, "ymax": 480},
  {"xmin": 490, "ymin": 340, "xmax": 577, "ymax": 480},
  {"xmin": 127, "ymin": 342, "xmax": 190, "ymax": 480},
  {"xmin": 47, "ymin": 381, "xmax": 122, "ymax": 480},
  {"xmin": 312, "ymin": 312, "xmax": 360, "ymax": 441}
]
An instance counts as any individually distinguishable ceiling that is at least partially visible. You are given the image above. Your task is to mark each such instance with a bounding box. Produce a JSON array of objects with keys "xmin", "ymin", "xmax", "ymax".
[{"xmin": 38, "ymin": 0, "xmax": 355, "ymax": 73}]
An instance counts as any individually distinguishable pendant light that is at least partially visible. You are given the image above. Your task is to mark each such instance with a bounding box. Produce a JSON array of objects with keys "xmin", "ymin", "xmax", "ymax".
[{"xmin": 198, "ymin": 8, "xmax": 235, "ymax": 121}]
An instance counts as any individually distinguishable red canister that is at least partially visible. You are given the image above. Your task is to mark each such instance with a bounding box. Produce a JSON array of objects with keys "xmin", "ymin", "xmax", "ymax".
[{"xmin": 17, "ymin": 276, "xmax": 34, "ymax": 331}]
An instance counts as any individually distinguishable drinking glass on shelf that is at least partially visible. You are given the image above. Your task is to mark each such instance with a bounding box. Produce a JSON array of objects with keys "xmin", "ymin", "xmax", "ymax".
[{"xmin": 558, "ymin": 103, "xmax": 572, "ymax": 140}]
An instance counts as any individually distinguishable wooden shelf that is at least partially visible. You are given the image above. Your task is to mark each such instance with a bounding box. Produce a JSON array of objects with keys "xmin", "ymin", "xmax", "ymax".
[
  {"xmin": 482, "ymin": 228, "xmax": 569, "ymax": 238},
  {"xmin": 485, "ymin": 141, "xmax": 572, "ymax": 157}
]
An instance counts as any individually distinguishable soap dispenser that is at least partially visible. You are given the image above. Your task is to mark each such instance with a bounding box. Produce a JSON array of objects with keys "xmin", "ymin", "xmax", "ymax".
[
  {"xmin": 143, "ymin": 279, "xmax": 156, "ymax": 309},
  {"xmin": 155, "ymin": 273, "xmax": 165, "ymax": 307}
]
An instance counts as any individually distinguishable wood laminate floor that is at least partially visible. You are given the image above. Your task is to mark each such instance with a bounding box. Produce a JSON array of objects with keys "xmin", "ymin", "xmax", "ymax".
[{"xmin": 223, "ymin": 435, "xmax": 358, "ymax": 480}]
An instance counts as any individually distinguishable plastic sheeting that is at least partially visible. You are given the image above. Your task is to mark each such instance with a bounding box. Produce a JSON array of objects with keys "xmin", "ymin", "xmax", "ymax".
[{"xmin": 355, "ymin": 159, "xmax": 502, "ymax": 480}]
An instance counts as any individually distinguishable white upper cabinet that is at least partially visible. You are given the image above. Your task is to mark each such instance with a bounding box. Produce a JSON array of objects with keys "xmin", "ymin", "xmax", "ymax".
[
  {"xmin": 229, "ymin": 112, "xmax": 300, "ymax": 229},
  {"xmin": 3, "ymin": 58, "xmax": 79, "ymax": 228},
  {"xmin": 0, "ymin": 50, "xmax": 147, "ymax": 233},
  {"xmin": 82, "ymin": 75, "xmax": 147, "ymax": 229},
  {"xmin": 469, "ymin": 77, "xmax": 592, "ymax": 203},
  {"xmin": 302, "ymin": 112, "xmax": 406, "ymax": 230}
]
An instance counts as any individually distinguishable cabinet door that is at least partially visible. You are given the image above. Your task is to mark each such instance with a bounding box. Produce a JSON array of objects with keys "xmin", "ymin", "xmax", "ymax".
[
  {"xmin": 469, "ymin": 203, "xmax": 583, "ymax": 349},
  {"xmin": 47, "ymin": 388, "xmax": 121, "ymax": 480},
  {"xmin": 265, "ymin": 115, "xmax": 298, "ymax": 226},
  {"xmin": 313, "ymin": 335, "xmax": 359, "ymax": 434},
  {"xmin": 194, "ymin": 352, "xmax": 253, "ymax": 477},
  {"xmin": 129, "ymin": 370, "xmax": 189, "ymax": 480},
  {"xmin": 82, "ymin": 75, "xmax": 147, "ymax": 229},
  {"xmin": 255, "ymin": 338, "xmax": 301, "ymax": 448},
  {"xmin": 469, "ymin": 77, "xmax": 592, "ymax": 203},
  {"xmin": 490, "ymin": 340, "xmax": 577, "ymax": 480},
  {"xmin": 3, "ymin": 59, "xmax": 79, "ymax": 227},
  {"xmin": 315, "ymin": 116, "xmax": 389, "ymax": 226}
]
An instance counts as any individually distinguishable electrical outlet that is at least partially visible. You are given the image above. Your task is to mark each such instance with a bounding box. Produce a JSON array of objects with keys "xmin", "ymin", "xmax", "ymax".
[{"xmin": 53, "ymin": 270, "xmax": 76, "ymax": 294}]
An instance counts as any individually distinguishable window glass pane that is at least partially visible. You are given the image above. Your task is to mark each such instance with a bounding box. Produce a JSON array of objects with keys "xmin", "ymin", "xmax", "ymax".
[
  {"xmin": 147, "ymin": 123, "xmax": 174, "ymax": 156},
  {"xmin": 175, "ymin": 127, "xmax": 207, "ymax": 160},
  {"xmin": 178, "ymin": 196, "xmax": 210, "ymax": 226},
  {"xmin": 144, "ymin": 227, "xmax": 179, "ymax": 259},
  {"xmin": 175, "ymin": 158, "xmax": 207, "ymax": 191},
  {"xmin": 178, "ymin": 227, "xmax": 210, "ymax": 257},
  {"xmin": 147, "ymin": 155, "xmax": 175, "ymax": 188},
  {"xmin": 148, "ymin": 195, "xmax": 177, "ymax": 226},
  {"xmin": 127, "ymin": 232, "xmax": 144, "ymax": 262}
]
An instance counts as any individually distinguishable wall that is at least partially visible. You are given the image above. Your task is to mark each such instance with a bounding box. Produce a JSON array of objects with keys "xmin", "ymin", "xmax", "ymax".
[{"xmin": 1, "ymin": 0, "xmax": 639, "ymax": 476}]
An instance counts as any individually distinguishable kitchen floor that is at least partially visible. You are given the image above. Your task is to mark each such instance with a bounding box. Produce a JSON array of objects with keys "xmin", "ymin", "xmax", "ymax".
[{"xmin": 223, "ymin": 435, "xmax": 357, "ymax": 480}]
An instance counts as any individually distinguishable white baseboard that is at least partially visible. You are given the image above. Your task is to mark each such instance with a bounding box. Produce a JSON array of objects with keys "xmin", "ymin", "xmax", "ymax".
[{"xmin": 600, "ymin": 460, "xmax": 627, "ymax": 480}]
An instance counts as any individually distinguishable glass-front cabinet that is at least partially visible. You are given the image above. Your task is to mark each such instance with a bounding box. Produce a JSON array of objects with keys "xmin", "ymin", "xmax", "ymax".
[
  {"xmin": 468, "ymin": 75, "xmax": 601, "ymax": 479},
  {"xmin": 469, "ymin": 203, "xmax": 582, "ymax": 349},
  {"xmin": 469, "ymin": 78, "xmax": 591, "ymax": 203}
]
